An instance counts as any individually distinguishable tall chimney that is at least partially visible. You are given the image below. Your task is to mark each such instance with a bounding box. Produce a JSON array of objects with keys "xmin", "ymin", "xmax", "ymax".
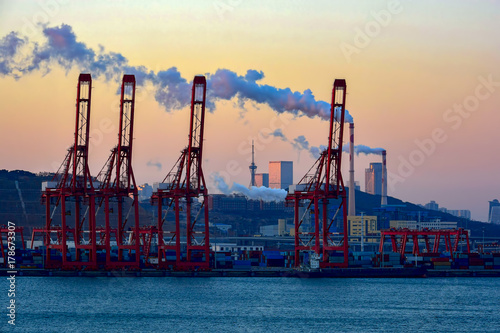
[
  {"xmin": 381, "ymin": 150, "xmax": 387, "ymax": 206},
  {"xmin": 348, "ymin": 123, "xmax": 355, "ymax": 216}
]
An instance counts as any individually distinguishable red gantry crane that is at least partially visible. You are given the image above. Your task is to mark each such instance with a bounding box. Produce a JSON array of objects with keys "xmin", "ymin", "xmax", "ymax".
[
  {"xmin": 1, "ymin": 225, "xmax": 25, "ymax": 268},
  {"xmin": 379, "ymin": 228, "xmax": 470, "ymax": 261},
  {"xmin": 286, "ymin": 79, "xmax": 349, "ymax": 268},
  {"xmin": 95, "ymin": 74, "xmax": 141, "ymax": 270},
  {"xmin": 41, "ymin": 73, "xmax": 97, "ymax": 270},
  {"xmin": 151, "ymin": 75, "xmax": 210, "ymax": 271}
]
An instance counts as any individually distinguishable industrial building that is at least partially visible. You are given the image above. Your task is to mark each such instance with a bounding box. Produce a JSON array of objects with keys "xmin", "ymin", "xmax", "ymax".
[
  {"xmin": 365, "ymin": 162, "xmax": 382, "ymax": 195},
  {"xmin": 389, "ymin": 220, "xmax": 458, "ymax": 230},
  {"xmin": 269, "ymin": 161, "xmax": 293, "ymax": 190},
  {"xmin": 347, "ymin": 216, "xmax": 380, "ymax": 243},
  {"xmin": 260, "ymin": 219, "xmax": 292, "ymax": 236}
]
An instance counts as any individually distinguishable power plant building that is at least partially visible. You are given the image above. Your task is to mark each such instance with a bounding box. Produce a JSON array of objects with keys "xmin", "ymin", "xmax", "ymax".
[
  {"xmin": 269, "ymin": 161, "xmax": 293, "ymax": 190},
  {"xmin": 365, "ymin": 162, "xmax": 382, "ymax": 195}
]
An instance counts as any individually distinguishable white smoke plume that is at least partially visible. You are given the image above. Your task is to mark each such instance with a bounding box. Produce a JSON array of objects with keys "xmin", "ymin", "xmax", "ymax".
[
  {"xmin": 309, "ymin": 143, "xmax": 385, "ymax": 159},
  {"xmin": 292, "ymin": 135, "xmax": 309, "ymax": 151},
  {"xmin": 269, "ymin": 128, "xmax": 288, "ymax": 141},
  {"xmin": 146, "ymin": 160, "xmax": 162, "ymax": 171},
  {"xmin": 212, "ymin": 173, "xmax": 286, "ymax": 202},
  {"xmin": 0, "ymin": 24, "xmax": 354, "ymax": 122},
  {"xmin": 309, "ymin": 145, "xmax": 328, "ymax": 159},
  {"xmin": 342, "ymin": 143, "xmax": 384, "ymax": 155}
]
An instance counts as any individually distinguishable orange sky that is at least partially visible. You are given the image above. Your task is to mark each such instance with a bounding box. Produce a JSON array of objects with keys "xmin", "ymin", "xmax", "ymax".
[{"xmin": 1, "ymin": 1, "xmax": 499, "ymax": 221}]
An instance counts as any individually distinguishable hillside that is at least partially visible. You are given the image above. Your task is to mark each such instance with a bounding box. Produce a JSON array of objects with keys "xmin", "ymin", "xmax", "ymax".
[
  {"xmin": 352, "ymin": 190, "xmax": 500, "ymax": 239},
  {"xmin": 1, "ymin": 169, "xmax": 499, "ymax": 239},
  {"xmin": 0, "ymin": 169, "xmax": 153, "ymax": 230}
]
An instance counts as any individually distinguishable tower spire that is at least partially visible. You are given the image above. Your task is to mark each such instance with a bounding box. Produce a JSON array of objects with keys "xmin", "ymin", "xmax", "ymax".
[{"xmin": 249, "ymin": 140, "xmax": 257, "ymax": 187}]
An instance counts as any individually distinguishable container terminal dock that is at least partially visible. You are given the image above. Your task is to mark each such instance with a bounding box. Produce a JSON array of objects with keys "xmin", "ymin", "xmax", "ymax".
[
  {"xmin": 2, "ymin": 237, "xmax": 500, "ymax": 278},
  {"xmin": 2, "ymin": 73, "xmax": 499, "ymax": 278}
]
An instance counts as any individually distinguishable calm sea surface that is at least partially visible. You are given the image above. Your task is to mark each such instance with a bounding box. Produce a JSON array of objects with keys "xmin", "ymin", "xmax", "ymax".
[{"xmin": 1, "ymin": 276, "xmax": 499, "ymax": 332}]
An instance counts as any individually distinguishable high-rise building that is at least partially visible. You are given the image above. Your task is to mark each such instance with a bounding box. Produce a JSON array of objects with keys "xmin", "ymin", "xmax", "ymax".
[
  {"xmin": 269, "ymin": 161, "xmax": 293, "ymax": 190},
  {"xmin": 489, "ymin": 199, "xmax": 500, "ymax": 224},
  {"xmin": 490, "ymin": 208, "xmax": 500, "ymax": 224},
  {"xmin": 447, "ymin": 209, "xmax": 471, "ymax": 220},
  {"xmin": 255, "ymin": 173, "xmax": 269, "ymax": 187},
  {"xmin": 425, "ymin": 200, "xmax": 439, "ymax": 211},
  {"xmin": 365, "ymin": 163, "xmax": 382, "ymax": 195},
  {"xmin": 354, "ymin": 181, "xmax": 360, "ymax": 192}
]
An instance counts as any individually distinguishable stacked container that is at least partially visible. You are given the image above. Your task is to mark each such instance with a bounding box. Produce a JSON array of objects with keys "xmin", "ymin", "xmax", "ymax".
[{"xmin": 431, "ymin": 257, "xmax": 451, "ymax": 270}]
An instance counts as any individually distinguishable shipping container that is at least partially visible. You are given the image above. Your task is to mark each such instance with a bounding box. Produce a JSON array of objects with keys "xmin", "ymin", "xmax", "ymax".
[{"xmin": 469, "ymin": 265, "xmax": 485, "ymax": 270}]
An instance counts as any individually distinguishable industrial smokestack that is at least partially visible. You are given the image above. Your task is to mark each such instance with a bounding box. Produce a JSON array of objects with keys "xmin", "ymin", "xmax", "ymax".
[
  {"xmin": 348, "ymin": 123, "xmax": 355, "ymax": 216},
  {"xmin": 381, "ymin": 150, "xmax": 387, "ymax": 206}
]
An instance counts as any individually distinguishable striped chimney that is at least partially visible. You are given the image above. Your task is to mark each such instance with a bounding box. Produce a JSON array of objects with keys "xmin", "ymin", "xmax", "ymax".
[
  {"xmin": 348, "ymin": 123, "xmax": 355, "ymax": 216},
  {"xmin": 381, "ymin": 150, "xmax": 387, "ymax": 206}
]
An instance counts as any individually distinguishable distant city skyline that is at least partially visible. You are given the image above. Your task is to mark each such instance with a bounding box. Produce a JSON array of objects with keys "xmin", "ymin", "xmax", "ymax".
[{"xmin": 1, "ymin": 1, "xmax": 499, "ymax": 221}]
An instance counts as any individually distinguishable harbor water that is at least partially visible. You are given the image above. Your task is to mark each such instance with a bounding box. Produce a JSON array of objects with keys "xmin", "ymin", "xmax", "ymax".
[{"xmin": 2, "ymin": 277, "xmax": 499, "ymax": 332}]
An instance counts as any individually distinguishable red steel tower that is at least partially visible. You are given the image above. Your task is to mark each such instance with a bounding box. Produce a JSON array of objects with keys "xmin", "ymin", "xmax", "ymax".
[
  {"xmin": 151, "ymin": 76, "xmax": 210, "ymax": 271},
  {"xmin": 95, "ymin": 75, "xmax": 140, "ymax": 270},
  {"xmin": 287, "ymin": 79, "xmax": 349, "ymax": 268},
  {"xmin": 41, "ymin": 73, "xmax": 97, "ymax": 269}
]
